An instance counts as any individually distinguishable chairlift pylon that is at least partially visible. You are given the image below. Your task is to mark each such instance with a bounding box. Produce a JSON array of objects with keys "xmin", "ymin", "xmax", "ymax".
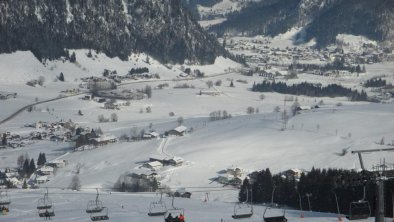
[
  {"xmin": 148, "ymin": 191, "xmax": 167, "ymax": 216},
  {"xmin": 232, "ymin": 187, "xmax": 253, "ymax": 219},
  {"xmin": 37, "ymin": 188, "xmax": 55, "ymax": 218},
  {"xmin": 86, "ymin": 188, "xmax": 104, "ymax": 213}
]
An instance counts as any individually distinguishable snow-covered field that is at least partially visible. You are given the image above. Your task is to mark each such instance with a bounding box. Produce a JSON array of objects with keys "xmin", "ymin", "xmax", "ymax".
[{"xmin": 1, "ymin": 46, "xmax": 394, "ymax": 221}]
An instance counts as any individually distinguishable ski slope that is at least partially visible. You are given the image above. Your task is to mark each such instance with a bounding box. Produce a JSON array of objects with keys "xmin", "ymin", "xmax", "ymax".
[{"xmin": 1, "ymin": 189, "xmax": 381, "ymax": 222}]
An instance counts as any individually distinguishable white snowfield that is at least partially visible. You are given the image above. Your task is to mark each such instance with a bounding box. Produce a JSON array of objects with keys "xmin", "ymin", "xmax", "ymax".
[
  {"xmin": 1, "ymin": 43, "xmax": 394, "ymax": 222},
  {"xmin": 1, "ymin": 189, "xmax": 380, "ymax": 222}
]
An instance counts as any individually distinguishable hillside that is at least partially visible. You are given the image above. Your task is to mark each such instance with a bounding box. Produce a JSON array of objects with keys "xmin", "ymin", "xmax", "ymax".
[
  {"xmin": 209, "ymin": 0, "xmax": 394, "ymax": 48},
  {"xmin": 0, "ymin": 0, "xmax": 228, "ymax": 64}
]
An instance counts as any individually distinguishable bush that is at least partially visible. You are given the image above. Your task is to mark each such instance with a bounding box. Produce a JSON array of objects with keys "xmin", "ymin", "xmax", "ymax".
[
  {"xmin": 215, "ymin": 80, "xmax": 222, "ymax": 86},
  {"xmin": 111, "ymin": 113, "xmax": 118, "ymax": 122},
  {"xmin": 38, "ymin": 76, "xmax": 45, "ymax": 86},
  {"xmin": 169, "ymin": 112, "xmax": 175, "ymax": 117},
  {"xmin": 246, "ymin": 106, "xmax": 255, "ymax": 114}
]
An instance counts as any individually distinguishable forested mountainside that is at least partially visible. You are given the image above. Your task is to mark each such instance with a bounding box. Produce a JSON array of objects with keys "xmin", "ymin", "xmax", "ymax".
[
  {"xmin": 210, "ymin": 0, "xmax": 394, "ymax": 47},
  {"xmin": 0, "ymin": 0, "xmax": 228, "ymax": 64}
]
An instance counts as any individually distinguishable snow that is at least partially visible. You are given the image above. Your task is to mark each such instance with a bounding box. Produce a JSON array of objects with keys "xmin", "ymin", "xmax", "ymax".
[
  {"xmin": 2, "ymin": 189, "xmax": 378, "ymax": 222},
  {"xmin": 1, "ymin": 45, "xmax": 394, "ymax": 221}
]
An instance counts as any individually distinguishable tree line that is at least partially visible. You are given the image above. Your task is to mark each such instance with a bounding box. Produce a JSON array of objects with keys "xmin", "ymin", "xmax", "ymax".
[
  {"xmin": 252, "ymin": 81, "xmax": 368, "ymax": 101},
  {"xmin": 239, "ymin": 168, "xmax": 394, "ymax": 217},
  {"xmin": 289, "ymin": 59, "xmax": 366, "ymax": 74},
  {"xmin": 364, "ymin": 78, "xmax": 387, "ymax": 88}
]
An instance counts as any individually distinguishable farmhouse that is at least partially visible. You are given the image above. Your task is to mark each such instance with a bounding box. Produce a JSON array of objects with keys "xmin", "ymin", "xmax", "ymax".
[
  {"xmin": 49, "ymin": 159, "xmax": 67, "ymax": 168},
  {"xmin": 168, "ymin": 126, "xmax": 187, "ymax": 136},
  {"xmin": 129, "ymin": 168, "xmax": 158, "ymax": 179},
  {"xmin": 39, "ymin": 166, "xmax": 54, "ymax": 175},
  {"xmin": 36, "ymin": 176, "xmax": 50, "ymax": 184},
  {"xmin": 143, "ymin": 161, "xmax": 163, "ymax": 171},
  {"xmin": 89, "ymin": 135, "xmax": 117, "ymax": 146},
  {"xmin": 166, "ymin": 156, "xmax": 184, "ymax": 166}
]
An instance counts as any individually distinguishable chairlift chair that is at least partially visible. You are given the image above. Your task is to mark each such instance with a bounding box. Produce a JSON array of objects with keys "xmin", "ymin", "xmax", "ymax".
[
  {"xmin": 148, "ymin": 192, "xmax": 167, "ymax": 216},
  {"xmin": 348, "ymin": 200, "xmax": 371, "ymax": 220},
  {"xmin": 86, "ymin": 189, "xmax": 104, "ymax": 213},
  {"xmin": 90, "ymin": 206, "xmax": 109, "ymax": 221},
  {"xmin": 263, "ymin": 207, "xmax": 287, "ymax": 222},
  {"xmin": 347, "ymin": 186, "xmax": 371, "ymax": 220},
  {"xmin": 37, "ymin": 188, "xmax": 55, "ymax": 217},
  {"xmin": 232, "ymin": 187, "xmax": 253, "ymax": 219},
  {"xmin": 232, "ymin": 202, "xmax": 253, "ymax": 219},
  {"xmin": 0, "ymin": 191, "xmax": 11, "ymax": 213},
  {"xmin": 164, "ymin": 196, "xmax": 185, "ymax": 222}
]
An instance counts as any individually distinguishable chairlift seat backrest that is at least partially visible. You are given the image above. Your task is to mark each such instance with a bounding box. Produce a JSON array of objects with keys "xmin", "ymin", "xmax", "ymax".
[
  {"xmin": 263, "ymin": 207, "xmax": 287, "ymax": 222},
  {"xmin": 90, "ymin": 206, "xmax": 109, "ymax": 221},
  {"xmin": 232, "ymin": 202, "xmax": 253, "ymax": 219},
  {"xmin": 148, "ymin": 201, "xmax": 167, "ymax": 216},
  {"xmin": 348, "ymin": 200, "xmax": 370, "ymax": 220}
]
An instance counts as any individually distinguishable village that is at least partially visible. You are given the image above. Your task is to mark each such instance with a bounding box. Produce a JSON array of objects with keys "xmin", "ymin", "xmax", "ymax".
[{"xmin": 0, "ymin": 118, "xmax": 199, "ymax": 190}]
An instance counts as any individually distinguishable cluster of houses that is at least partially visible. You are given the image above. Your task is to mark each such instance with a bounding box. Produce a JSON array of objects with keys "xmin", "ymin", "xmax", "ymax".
[
  {"xmin": 34, "ymin": 159, "xmax": 68, "ymax": 185},
  {"xmin": 214, "ymin": 166, "xmax": 246, "ymax": 187},
  {"xmin": 222, "ymin": 35, "xmax": 394, "ymax": 81},
  {"xmin": 0, "ymin": 159, "xmax": 68, "ymax": 187}
]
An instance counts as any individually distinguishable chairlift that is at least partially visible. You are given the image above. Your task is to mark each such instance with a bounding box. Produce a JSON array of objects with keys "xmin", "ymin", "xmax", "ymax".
[
  {"xmin": 232, "ymin": 187, "xmax": 253, "ymax": 219},
  {"xmin": 90, "ymin": 206, "xmax": 109, "ymax": 221},
  {"xmin": 347, "ymin": 186, "xmax": 371, "ymax": 220},
  {"xmin": 263, "ymin": 207, "xmax": 287, "ymax": 222},
  {"xmin": 0, "ymin": 191, "xmax": 11, "ymax": 214},
  {"xmin": 86, "ymin": 189, "xmax": 104, "ymax": 213},
  {"xmin": 37, "ymin": 188, "xmax": 55, "ymax": 217},
  {"xmin": 148, "ymin": 192, "xmax": 167, "ymax": 216},
  {"xmin": 164, "ymin": 196, "xmax": 185, "ymax": 222},
  {"xmin": 232, "ymin": 202, "xmax": 253, "ymax": 219}
]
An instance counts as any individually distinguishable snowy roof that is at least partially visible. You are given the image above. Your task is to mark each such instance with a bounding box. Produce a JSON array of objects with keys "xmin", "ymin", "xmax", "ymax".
[
  {"xmin": 169, "ymin": 156, "xmax": 184, "ymax": 163},
  {"xmin": 40, "ymin": 166, "xmax": 54, "ymax": 172},
  {"xmin": 130, "ymin": 168, "xmax": 155, "ymax": 176},
  {"xmin": 145, "ymin": 161, "xmax": 163, "ymax": 168},
  {"xmin": 50, "ymin": 159, "xmax": 66, "ymax": 164},
  {"xmin": 173, "ymin": 126, "xmax": 187, "ymax": 133},
  {"xmin": 36, "ymin": 176, "xmax": 49, "ymax": 181},
  {"xmin": 149, "ymin": 132, "xmax": 160, "ymax": 137},
  {"xmin": 91, "ymin": 135, "xmax": 117, "ymax": 142}
]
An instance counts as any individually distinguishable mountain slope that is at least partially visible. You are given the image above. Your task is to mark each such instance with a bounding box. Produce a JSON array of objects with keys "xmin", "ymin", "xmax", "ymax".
[
  {"xmin": 209, "ymin": 0, "xmax": 394, "ymax": 47},
  {"xmin": 0, "ymin": 0, "xmax": 228, "ymax": 64}
]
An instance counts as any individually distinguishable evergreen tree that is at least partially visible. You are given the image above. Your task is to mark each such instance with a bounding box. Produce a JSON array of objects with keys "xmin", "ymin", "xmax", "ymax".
[
  {"xmin": 59, "ymin": 72, "xmax": 65, "ymax": 82},
  {"xmin": 22, "ymin": 159, "xmax": 29, "ymax": 177},
  {"xmin": 1, "ymin": 133, "xmax": 6, "ymax": 146},
  {"xmin": 70, "ymin": 52, "xmax": 76, "ymax": 63},
  {"xmin": 37, "ymin": 153, "xmax": 42, "ymax": 166},
  {"xmin": 29, "ymin": 159, "xmax": 36, "ymax": 176}
]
